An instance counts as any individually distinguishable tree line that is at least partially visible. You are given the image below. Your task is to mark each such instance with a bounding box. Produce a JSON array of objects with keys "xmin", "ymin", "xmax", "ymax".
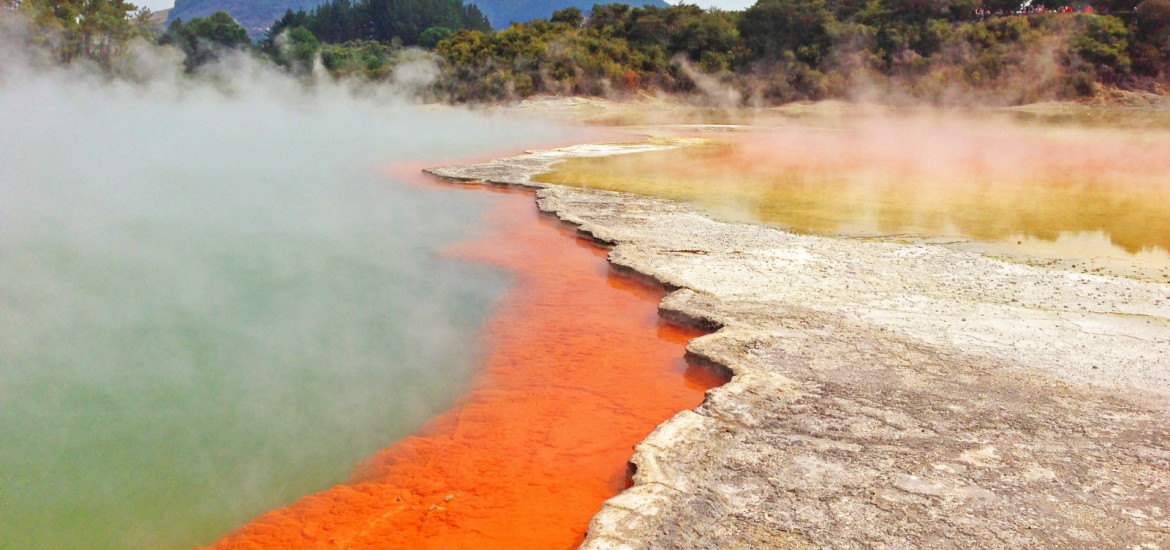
[
  {"xmin": 431, "ymin": 0, "xmax": 1169, "ymax": 103},
  {"xmin": 265, "ymin": 0, "xmax": 491, "ymax": 47},
  {"xmin": 6, "ymin": 0, "xmax": 154, "ymax": 68},
  {"xmin": 4, "ymin": 0, "xmax": 1169, "ymax": 105}
]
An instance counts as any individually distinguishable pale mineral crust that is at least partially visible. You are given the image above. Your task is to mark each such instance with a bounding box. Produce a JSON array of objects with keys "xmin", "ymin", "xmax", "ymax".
[{"xmin": 426, "ymin": 145, "xmax": 1170, "ymax": 550}]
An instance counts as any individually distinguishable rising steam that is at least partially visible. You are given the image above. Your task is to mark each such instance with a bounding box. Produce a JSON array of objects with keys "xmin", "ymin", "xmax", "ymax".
[{"xmin": 0, "ymin": 14, "xmax": 590, "ymax": 550}]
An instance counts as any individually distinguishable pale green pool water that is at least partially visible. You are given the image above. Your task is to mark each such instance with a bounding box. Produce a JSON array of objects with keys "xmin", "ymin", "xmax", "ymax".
[{"xmin": 0, "ymin": 77, "xmax": 577, "ymax": 549}]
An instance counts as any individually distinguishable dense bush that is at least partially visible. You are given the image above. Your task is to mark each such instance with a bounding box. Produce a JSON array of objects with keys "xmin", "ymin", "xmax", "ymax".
[
  {"xmin": 7, "ymin": 0, "xmax": 1168, "ymax": 104},
  {"xmin": 265, "ymin": 0, "xmax": 490, "ymax": 47},
  {"xmin": 9, "ymin": 0, "xmax": 154, "ymax": 68},
  {"xmin": 160, "ymin": 12, "xmax": 251, "ymax": 71},
  {"xmin": 425, "ymin": 1, "xmax": 1164, "ymax": 103}
]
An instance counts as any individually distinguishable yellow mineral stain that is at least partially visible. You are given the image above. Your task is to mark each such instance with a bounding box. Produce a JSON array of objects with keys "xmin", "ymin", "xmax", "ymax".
[{"xmin": 536, "ymin": 117, "xmax": 1170, "ymax": 280}]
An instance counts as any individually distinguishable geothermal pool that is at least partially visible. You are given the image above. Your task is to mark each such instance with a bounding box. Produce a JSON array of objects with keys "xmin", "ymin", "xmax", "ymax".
[
  {"xmin": 9, "ymin": 68, "xmax": 1164, "ymax": 547},
  {"xmin": 209, "ymin": 183, "xmax": 722, "ymax": 548},
  {"xmin": 0, "ymin": 74, "xmax": 592, "ymax": 548},
  {"xmin": 536, "ymin": 115, "xmax": 1170, "ymax": 281}
]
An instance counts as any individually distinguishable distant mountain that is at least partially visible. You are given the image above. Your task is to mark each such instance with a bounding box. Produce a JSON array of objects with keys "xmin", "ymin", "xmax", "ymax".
[
  {"xmin": 167, "ymin": 0, "xmax": 672, "ymax": 38},
  {"xmin": 149, "ymin": 8, "xmax": 171, "ymax": 24},
  {"xmin": 469, "ymin": 0, "xmax": 670, "ymax": 29}
]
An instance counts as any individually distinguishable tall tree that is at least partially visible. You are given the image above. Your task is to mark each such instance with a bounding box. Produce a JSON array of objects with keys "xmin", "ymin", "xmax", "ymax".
[
  {"xmin": 16, "ymin": 0, "xmax": 153, "ymax": 66},
  {"xmin": 266, "ymin": 0, "xmax": 489, "ymax": 46},
  {"xmin": 159, "ymin": 11, "xmax": 250, "ymax": 71},
  {"xmin": 738, "ymin": 0, "xmax": 834, "ymax": 66}
]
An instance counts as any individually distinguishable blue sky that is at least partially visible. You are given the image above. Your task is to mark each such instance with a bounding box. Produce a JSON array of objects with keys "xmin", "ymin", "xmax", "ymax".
[{"xmin": 136, "ymin": 0, "xmax": 757, "ymax": 14}]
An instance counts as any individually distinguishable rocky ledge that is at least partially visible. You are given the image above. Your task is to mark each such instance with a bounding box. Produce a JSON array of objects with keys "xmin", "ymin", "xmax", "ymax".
[{"xmin": 427, "ymin": 144, "xmax": 1170, "ymax": 549}]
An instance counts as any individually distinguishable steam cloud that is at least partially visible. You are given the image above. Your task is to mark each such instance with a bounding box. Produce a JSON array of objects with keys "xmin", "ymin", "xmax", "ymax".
[{"xmin": 0, "ymin": 18, "xmax": 591, "ymax": 550}]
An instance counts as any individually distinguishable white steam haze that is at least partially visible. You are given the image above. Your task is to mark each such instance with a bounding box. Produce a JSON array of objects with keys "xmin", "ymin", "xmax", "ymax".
[{"xmin": 0, "ymin": 21, "xmax": 590, "ymax": 550}]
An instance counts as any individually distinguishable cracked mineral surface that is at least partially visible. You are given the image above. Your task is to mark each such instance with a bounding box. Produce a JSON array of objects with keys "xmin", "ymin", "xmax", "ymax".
[{"xmin": 427, "ymin": 141, "xmax": 1170, "ymax": 549}]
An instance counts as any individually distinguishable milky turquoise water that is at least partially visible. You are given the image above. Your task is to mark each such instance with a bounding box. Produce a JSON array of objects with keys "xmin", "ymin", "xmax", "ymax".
[{"xmin": 0, "ymin": 76, "xmax": 579, "ymax": 549}]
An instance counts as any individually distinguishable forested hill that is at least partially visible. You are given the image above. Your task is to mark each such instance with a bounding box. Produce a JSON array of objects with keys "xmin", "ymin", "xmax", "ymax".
[
  {"xmin": 14, "ymin": 0, "xmax": 1169, "ymax": 107},
  {"xmin": 469, "ymin": 0, "xmax": 668, "ymax": 28},
  {"xmin": 168, "ymin": 0, "xmax": 671, "ymax": 34},
  {"xmin": 168, "ymin": 0, "xmax": 328, "ymax": 36}
]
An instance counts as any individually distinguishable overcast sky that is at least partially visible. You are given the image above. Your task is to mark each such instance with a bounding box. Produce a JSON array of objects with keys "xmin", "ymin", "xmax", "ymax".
[
  {"xmin": 136, "ymin": 0, "xmax": 173, "ymax": 11},
  {"xmin": 135, "ymin": 0, "xmax": 757, "ymax": 16}
]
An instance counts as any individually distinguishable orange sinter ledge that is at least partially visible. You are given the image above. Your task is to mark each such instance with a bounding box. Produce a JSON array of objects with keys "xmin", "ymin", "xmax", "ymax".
[{"xmin": 205, "ymin": 171, "xmax": 724, "ymax": 550}]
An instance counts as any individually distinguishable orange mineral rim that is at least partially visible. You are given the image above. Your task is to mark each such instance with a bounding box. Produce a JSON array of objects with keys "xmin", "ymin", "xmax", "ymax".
[{"xmin": 206, "ymin": 174, "xmax": 724, "ymax": 549}]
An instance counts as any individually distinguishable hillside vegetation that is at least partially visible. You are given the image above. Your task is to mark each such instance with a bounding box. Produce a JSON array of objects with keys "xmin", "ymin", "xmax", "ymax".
[
  {"xmin": 266, "ymin": 0, "xmax": 493, "ymax": 47},
  {"xmin": 169, "ymin": 0, "xmax": 327, "ymax": 35},
  {"xmin": 428, "ymin": 0, "xmax": 1169, "ymax": 104},
  {"xmin": 469, "ymin": 0, "xmax": 668, "ymax": 29},
  {"xmin": 166, "ymin": 0, "xmax": 669, "ymax": 35},
  {"xmin": 5, "ymin": 0, "xmax": 1168, "ymax": 106}
]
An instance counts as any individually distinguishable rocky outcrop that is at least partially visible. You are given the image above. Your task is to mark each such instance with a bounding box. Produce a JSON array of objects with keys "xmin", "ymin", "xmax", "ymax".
[{"xmin": 427, "ymin": 145, "xmax": 1170, "ymax": 549}]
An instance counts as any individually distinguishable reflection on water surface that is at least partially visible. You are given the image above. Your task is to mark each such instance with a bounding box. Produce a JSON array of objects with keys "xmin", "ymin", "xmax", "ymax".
[{"xmin": 536, "ymin": 116, "xmax": 1170, "ymax": 280}]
